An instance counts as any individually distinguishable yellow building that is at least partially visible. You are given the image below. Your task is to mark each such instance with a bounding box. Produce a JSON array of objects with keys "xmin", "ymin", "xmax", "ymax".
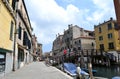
[
  {"xmin": 0, "ymin": 0, "xmax": 16, "ymax": 74},
  {"xmin": 94, "ymin": 18, "xmax": 120, "ymax": 52}
]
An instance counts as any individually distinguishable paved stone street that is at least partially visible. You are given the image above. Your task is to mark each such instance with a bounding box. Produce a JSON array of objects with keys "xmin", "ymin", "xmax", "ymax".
[{"xmin": 2, "ymin": 62, "xmax": 73, "ymax": 79}]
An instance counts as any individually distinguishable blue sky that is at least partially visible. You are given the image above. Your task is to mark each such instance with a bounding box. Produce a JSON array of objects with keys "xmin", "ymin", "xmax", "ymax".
[{"xmin": 25, "ymin": 0, "xmax": 116, "ymax": 53}]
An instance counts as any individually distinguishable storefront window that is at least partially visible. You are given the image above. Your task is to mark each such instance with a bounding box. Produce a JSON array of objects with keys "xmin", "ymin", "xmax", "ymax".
[{"xmin": 0, "ymin": 53, "xmax": 5, "ymax": 72}]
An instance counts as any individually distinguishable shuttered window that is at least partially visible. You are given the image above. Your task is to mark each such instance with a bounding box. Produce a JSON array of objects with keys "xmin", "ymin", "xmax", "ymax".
[
  {"xmin": 108, "ymin": 23, "xmax": 112, "ymax": 30},
  {"xmin": 10, "ymin": 21, "xmax": 14, "ymax": 40},
  {"xmin": 18, "ymin": 26, "xmax": 22, "ymax": 40},
  {"xmin": 12, "ymin": 0, "xmax": 17, "ymax": 10}
]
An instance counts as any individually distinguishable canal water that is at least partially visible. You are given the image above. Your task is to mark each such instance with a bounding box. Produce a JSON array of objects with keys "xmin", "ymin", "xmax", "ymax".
[{"xmin": 93, "ymin": 65, "xmax": 120, "ymax": 79}]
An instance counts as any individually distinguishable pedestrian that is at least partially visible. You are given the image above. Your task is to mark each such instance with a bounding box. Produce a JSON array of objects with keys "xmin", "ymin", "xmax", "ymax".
[{"xmin": 45, "ymin": 57, "xmax": 50, "ymax": 66}]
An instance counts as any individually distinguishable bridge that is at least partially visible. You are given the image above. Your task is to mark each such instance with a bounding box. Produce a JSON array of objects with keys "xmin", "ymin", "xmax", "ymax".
[{"xmin": 53, "ymin": 49, "xmax": 119, "ymax": 67}]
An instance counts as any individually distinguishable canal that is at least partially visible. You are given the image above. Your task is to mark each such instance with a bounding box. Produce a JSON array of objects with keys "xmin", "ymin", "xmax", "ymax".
[{"xmin": 93, "ymin": 65, "xmax": 120, "ymax": 79}]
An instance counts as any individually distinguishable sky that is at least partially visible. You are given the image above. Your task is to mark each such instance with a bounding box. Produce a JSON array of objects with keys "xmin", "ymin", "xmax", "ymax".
[{"xmin": 25, "ymin": 0, "xmax": 116, "ymax": 53}]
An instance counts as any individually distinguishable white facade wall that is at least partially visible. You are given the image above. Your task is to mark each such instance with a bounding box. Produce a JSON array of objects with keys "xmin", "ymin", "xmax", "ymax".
[
  {"xmin": 73, "ymin": 26, "xmax": 81, "ymax": 39},
  {"xmin": 53, "ymin": 25, "xmax": 95, "ymax": 57},
  {"xmin": 5, "ymin": 53, "xmax": 13, "ymax": 74},
  {"xmin": 81, "ymin": 38, "xmax": 96, "ymax": 49},
  {"xmin": 14, "ymin": 0, "xmax": 33, "ymax": 70}
]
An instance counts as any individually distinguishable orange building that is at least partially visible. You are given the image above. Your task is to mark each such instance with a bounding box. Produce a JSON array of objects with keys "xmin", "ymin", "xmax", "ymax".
[
  {"xmin": 114, "ymin": 0, "xmax": 120, "ymax": 27},
  {"xmin": 114, "ymin": 0, "xmax": 120, "ymax": 44}
]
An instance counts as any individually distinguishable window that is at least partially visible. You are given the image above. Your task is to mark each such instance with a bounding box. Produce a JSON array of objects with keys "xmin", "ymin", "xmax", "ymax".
[
  {"xmin": 67, "ymin": 38, "xmax": 69, "ymax": 42},
  {"xmin": 18, "ymin": 48, "xmax": 24, "ymax": 62},
  {"xmin": 67, "ymin": 31, "xmax": 69, "ymax": 34},
  {"xmin": 108, "ymin": 33, "xmax": 112, "ymax": 39},
  {"xmin": 99, "ymin": 27, "xmax": 102, "ymax": 33},
  {"xmin": 91, "ymin": 42, "xmax": 94, "ymax": 47},
  {"xmin": 79, "ymin": 40, "xmax": 81, "ymax": 43},
  {"xmin": 78, "ymin": 47, "xmax": 81, "ymax": 50},
  {"xmin": 100, "ymin": 44, "xmax": 104, "ymax": 50},
  {"xmin": 0, "ymin": 53, "xmax": 6, "ymax": 72},
  {"xmin": 12, "ymin": 0, "xmax": 17, "ymax": 10},
  {"xmin": 114, "ymin": 23, "xmax": 118, "ymax": 30},
  {"xmin": 74, "ymin": 41, "xmax": 77, "ymax": 44},
  {"xmin": 108, "ymin": 23, "xmax": 112, "ymax": 30},
  {"xmin": 99, "ymin": 36, "xmax": 103, "ymax": 41},
  {"xmin": 89, "ymin": 32, "xmax": 94, "ymax": 36},
  {"xmin": 18, "ymin": 26, "xmax": 22, "ymax": 39},
  {"xmin": 23, "ymin": 31, "xmax": 28, "ymax": 46},
  {"xmin": 10, "ymin": 21, "xmax": 14, "ymax": 40},
  {"xmin": 28, "ymin": 40, "xmax": 31, "ymax": 49},
  {"xmin": 108, "ymin": 42, "xmax": 114, "ymax": 49}
]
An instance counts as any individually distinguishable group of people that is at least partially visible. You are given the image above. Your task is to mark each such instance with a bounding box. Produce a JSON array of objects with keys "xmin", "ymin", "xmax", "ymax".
[{"xmin": 45, "ymin": 57, "xmax": 54, "ymax": 66}]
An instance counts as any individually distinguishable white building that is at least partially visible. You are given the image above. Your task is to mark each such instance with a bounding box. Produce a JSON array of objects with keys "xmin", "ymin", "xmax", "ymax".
[
  {"xmin": 52, "ymin": 24, "xmax": 95, "ymax": 57},
  {"xmin": 13, "ymin": 0, "xmax": 33, "ymax": 70}
]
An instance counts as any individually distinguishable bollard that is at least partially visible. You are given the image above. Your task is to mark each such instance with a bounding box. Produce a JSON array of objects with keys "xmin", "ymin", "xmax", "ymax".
[
  {"xmin": 88, "ymin": 63, "xmax": 94, "ymax": 79},
  {"xmin": 76, "ymin": 66, "xmax": 81, "ymax": 79}
]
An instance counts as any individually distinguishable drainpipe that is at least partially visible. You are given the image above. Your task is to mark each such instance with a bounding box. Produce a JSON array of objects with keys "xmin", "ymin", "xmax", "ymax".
[
  {"xmin": 12, "ymin": 0, "xmax": 18, "ymax": 71},
  {"xmin": 13, "ymin": 24, "xmax": 17, "ymax": 71},
  {"xmin": 12, "ymin": 18, "xmax": 17, "ymax": 71},
  {"xmin": 12, "ymin": 14, "xmax": 17, "ymax": 71}
]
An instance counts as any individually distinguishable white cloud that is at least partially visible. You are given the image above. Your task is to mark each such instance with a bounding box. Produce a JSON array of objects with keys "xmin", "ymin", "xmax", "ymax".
[
  {"xmin": 86, "ymin": 0, "xmax": 115, "ymax": 26},
  {"xmin": 92, "ymin": 0, "xmax": 109, "ymax": 9},
  {"xmin": 26, "ymin": 0, "xmax": 84, "ymax": 44},
  {"xmin": 25, "ymin": 0, "xmax": 115, "ymax": 52}
]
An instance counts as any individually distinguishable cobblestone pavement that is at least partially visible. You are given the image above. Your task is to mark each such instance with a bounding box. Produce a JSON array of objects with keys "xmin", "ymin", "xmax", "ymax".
[{"xmin": 2, "ymin": 62, "xmax": 73, "ymax": 79}]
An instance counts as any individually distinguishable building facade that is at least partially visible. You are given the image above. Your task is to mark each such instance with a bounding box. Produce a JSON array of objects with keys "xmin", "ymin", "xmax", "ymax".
[
  {"xmin": 114, "ymin": 0, "xmax": 120, "ymax": 50},
  {"xmin": 0, "ymin": 0, "xmax": 16, "ymax": 75},
  {"xmin": 13, "ymin": 0, "xmax": 33, "ymax": 70},
  {"xmin": 32, "ymin": 35, "xmax": 37, "ymax": 61},
  {"xmin": 37, "ymin": 43, "xmax": 43, "ymax": 61},
  {"xmin": 52, "ymin": 34, "xmax": 63, "ymax": 56},
  {"xmin": 62, "ymin": 25, "xmax": 95, "ymax": 50},
  {"xmin": 74, "ymin": 36, "xmax": 95, "ymax": 51},
  {"xmin": 52, "ymin": 24, "xmax": 95, "ymax": 57},
  {"xmin": 94, "ymin": 18, "xmax": 120, "ymax": 61},
  {"xmin": 114, "ymin": 0, "xmax": 120, "ymax": 27}
]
